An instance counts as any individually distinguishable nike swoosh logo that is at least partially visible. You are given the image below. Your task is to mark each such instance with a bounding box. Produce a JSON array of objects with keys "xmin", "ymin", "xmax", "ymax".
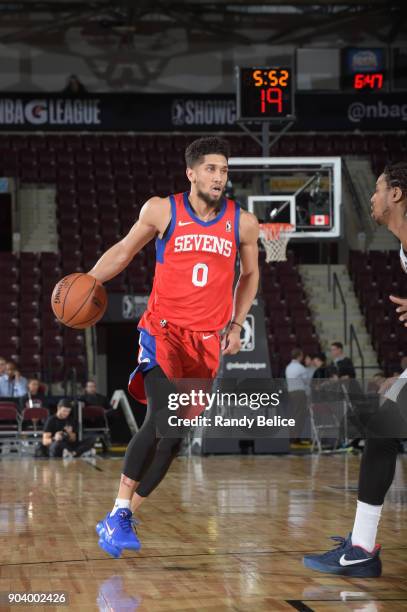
[
  {"xmin": 339, "ymin": 554, "xmax": 369, "ymax": 566},
  {"xmin": 178, "ymin": 221, "xmax": 194, "ymax": 226},
  {"xmin": 203, "ymin": 334, "xmax": 214, "ymax": 340},
  {"xmin": 106, "ymin": 524, "xmax": 115, "ymax": 537}
]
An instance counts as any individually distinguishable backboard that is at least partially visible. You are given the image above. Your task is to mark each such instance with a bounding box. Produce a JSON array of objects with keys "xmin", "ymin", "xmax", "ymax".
[{"xmin": 228, "ymin": 156, "xmax": 342, "ymax": 239}]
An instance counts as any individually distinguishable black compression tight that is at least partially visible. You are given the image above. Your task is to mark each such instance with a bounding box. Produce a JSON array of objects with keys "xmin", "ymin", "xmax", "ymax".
[
  {"xmin": 358, "ymin": 384, "xmax": 407, "ymax": 506},
  {"xmin": 122, "ymin": 367, "xmax": 188, "ymax": 498}
]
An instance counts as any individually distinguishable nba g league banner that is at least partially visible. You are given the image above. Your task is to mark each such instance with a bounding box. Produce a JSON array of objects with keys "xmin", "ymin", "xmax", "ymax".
[{"xmin": 0, "ymin": 93, "xmax": 406, "ymax": 131}]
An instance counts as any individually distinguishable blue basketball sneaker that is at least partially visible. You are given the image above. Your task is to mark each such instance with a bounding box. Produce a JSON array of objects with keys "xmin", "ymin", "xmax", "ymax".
[
  {"xmin": 97, "ymin": 508, "xmax": 141, "ymax": 558},
  {"xmin": 303, "ymin": 534, "xmax": 382, "ymax": 577}
]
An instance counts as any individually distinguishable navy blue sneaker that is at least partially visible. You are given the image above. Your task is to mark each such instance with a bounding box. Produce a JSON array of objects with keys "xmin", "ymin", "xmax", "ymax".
[
  {"xmin": 303, "ymin": 534, "xmax": 382, "ymax": 577},
  {"xmin": 97, "ymin": 509, "xmax": 141, "ymax": 558}
]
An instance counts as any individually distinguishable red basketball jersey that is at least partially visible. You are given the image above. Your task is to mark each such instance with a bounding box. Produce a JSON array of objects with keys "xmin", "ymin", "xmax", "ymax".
[{"xmin": 141, "ymin": 191, "xmax": 240, "ymax": 332}]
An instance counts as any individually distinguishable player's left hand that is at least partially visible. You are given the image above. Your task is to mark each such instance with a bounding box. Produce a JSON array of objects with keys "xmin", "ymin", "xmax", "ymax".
[
  {"xmin": 221, "ymin": 329, "xmax": 241, "ymax": 355},
  {"xmin": 389, "ymin": 295, "xmax": 407, "ymax": 326}
]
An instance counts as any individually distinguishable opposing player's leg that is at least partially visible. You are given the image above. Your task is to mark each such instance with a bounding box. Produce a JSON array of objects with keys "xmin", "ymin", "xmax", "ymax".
[
  {"xmin": 97, "ymin": 366, "xmax": 187, "ymax": 557},
  {"xmin": 303, "ymin": 382, "xmax": 407, "ymax": 576}
]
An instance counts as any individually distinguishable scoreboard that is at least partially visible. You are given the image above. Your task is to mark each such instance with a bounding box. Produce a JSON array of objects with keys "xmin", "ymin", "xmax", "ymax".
[
  {"xmin": 295, "ymin": 47, "xmax": 406, "ymax": 93},
  {"xmin": 236, "ymin": 49, "xmax": 406, "ymax": 127},
  {"xmin": 236, "ymin": 66, "xmax": 295, "ymax": 121},
  {"xmin": 341, "ymin": 48, "xmax": 387, "ymax": 92}
]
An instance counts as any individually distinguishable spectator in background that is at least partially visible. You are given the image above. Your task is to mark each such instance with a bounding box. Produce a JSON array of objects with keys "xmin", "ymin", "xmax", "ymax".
[
  {"xmin": 304, "ymin": 353, "xmax": 316, "ymax": 383},
  {"xmin": 310, "ymin": 353, "xmax": 329, "ymax": 402},
  {"xmin": 285, "ymin": 347, "xmax": 310, "ymax": 445},
  {"xmin": 22, "ymin": 378, "xmax": 47, "ymax": 410},
  {"xmin": 0, "ymin": 356, "xmax": 6, "ymax": 379},
  {"xmin": 42, "ymin": 399, "xmax": 96, "ymax": 458},
  {"xmin": 63, "ymin": 74, "xmax": 87, "ymax": 95},
  {"xmin": 312, "ymin": 353, "xmax": 328, "ymax": 379},
  {"xmin": 0, "ymin": 361, "xmax": 28, "ymax": 398},
  {"xmin": 80, "ymin": 380, "xmax": 111, "ymax": 411},
  {"xmin": 311, "ymin": 353, "xmax": 328, "ymax": 402},
  {"xmin": 330, "ymin": 341, "xmax": 356, "ymax": 378},
  {"xmin": 80, "ymin": 380, "xmax": 115, "ymax": 443}
]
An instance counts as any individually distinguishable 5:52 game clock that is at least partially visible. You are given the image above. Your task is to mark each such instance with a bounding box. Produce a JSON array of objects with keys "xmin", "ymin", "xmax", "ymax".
[{"xmin": 236, "ymin": 66, "xmax": 295, "ymax": 121}]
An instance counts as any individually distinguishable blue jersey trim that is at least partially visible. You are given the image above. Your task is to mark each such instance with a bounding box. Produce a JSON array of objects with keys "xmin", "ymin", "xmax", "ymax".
[
  {"xmin": 234, "ymin": 201, "xmax": 241, "ymax": 250},
  {"xmin": 156, "ymin": 195, "xmax": 177, "ymax": 264},
  {"xmin": 183, "ymin": 191, "xmax": 226, "ymax": 226}
]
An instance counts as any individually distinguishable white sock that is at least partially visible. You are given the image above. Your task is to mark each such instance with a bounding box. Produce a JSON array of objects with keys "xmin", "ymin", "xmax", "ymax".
[
  {"xmin": 110, "ymin": 498, "xmax": 131, "ymax": 516},
  {"xmin": 351, "ymin": 500, "xmax": 383, "ymax": 552}
]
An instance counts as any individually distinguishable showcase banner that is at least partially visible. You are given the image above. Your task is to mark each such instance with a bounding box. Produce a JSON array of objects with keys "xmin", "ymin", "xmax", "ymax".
[{"xmin": 0, "ymin": 92, "xmax": 406, "ymax": 132}]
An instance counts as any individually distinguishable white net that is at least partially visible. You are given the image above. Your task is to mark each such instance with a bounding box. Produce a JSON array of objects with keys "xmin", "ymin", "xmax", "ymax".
[{"xmin": 259, "ymin": 223, "xmax": 294, "ymax": 262}]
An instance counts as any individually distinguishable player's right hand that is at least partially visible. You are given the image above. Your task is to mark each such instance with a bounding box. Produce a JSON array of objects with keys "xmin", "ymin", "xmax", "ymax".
[
  {"xmin": 221, "ymin": 329, "xmax": 241, "ymax": 355},
  {"xmin": 389, "ymin": 295, "xmax": 407, "ymax": 326}
]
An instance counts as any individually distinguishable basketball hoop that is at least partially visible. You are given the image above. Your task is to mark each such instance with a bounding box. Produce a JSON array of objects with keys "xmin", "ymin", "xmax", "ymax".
[{"xmin": 259, "ymin": 223, "xmax": 294, "ymax": 262}]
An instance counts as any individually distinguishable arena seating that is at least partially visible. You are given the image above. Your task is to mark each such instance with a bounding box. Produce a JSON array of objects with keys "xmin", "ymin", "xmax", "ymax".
[
  {"xmin": 261, "ymin": 251, "xmax": 320, "ymax": 375},
  {"xmin": 0, "ymin": 251, "xmax": 87, "ymax": 381},
  {"xmin": 349, "ymin": 250, "xmax": 407, "ymax": 374},
  {"xmin": 0, "ymin": 133, "xmax": 405, "ymax": 383}
]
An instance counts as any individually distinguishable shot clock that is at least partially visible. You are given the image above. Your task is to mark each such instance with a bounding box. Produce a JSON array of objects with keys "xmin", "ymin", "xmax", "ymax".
[{"xmin": 236, "ymin": 67, "xmax": 295, "ymax": 121}]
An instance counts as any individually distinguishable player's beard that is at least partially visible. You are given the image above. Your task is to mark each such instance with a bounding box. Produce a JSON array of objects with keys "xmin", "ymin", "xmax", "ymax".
[
  {"xmin": 371, "ymin": 201, "xmax": 390, "ymax": 225},
  {"xmin": 197, "ymin": 186, "xmax": 224, "ymax": 207}
]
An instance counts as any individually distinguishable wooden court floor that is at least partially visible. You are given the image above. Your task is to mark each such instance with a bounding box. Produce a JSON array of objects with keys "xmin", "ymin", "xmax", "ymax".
[{"xmin": 0, "ymin": 453, "xmax": 407, "ymax": 611}]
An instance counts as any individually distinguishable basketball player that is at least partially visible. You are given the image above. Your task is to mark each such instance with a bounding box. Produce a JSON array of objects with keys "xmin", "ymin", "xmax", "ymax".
[
  {"xmin": 304, "ymin": 162, "xmax": 407, "ymax": 577},
  {"xmin": 89, "ymin": 137, "xmax": 259, "ymax": 557}
]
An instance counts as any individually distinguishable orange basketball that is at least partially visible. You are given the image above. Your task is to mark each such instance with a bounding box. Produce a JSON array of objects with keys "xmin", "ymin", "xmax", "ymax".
[{"xmin": 51, "ymin": 273, "xmax": 107, "ymax": 329}]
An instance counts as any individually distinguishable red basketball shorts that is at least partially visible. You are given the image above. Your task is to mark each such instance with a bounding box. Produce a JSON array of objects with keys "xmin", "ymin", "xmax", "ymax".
[{"xmin": 128, "ymin": 311, "xmax": 221, "ymax": 415}]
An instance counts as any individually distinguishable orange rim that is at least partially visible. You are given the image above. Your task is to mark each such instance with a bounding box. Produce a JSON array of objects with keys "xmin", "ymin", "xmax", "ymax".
[{"xmin": 259, "ymin": 223, "xmax": 294, "ymax": 239}]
